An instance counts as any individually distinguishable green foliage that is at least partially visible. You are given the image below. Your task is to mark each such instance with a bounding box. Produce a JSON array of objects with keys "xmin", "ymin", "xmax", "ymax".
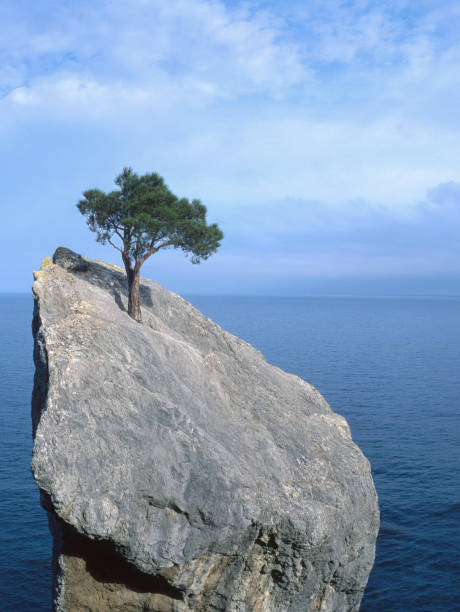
[{"xmin": 77, "ymin": 167, "xmax": 223, "ymax": 267}]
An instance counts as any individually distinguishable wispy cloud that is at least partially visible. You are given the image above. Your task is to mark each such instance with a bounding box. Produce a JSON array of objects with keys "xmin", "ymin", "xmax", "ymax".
[{"xmin": 0, "ymin": 0, "xmax": 306, "ymax": 106}]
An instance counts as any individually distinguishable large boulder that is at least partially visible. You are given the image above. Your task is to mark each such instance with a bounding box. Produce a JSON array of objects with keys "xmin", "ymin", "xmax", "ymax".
[{"xmin": 31, "ymin": 249, "xmax": 379, "ymax": 611}]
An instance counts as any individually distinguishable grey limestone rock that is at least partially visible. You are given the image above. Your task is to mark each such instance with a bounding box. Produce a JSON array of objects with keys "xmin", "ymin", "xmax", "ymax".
[{"xmin": 31, "ymin": 248, "xmax": 379, "ymax": 611}]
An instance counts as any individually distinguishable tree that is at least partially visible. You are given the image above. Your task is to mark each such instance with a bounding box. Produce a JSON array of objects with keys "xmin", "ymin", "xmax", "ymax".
[{"xmin": 77, "ymin": 167, "xmax": 223, "ymax": 323}]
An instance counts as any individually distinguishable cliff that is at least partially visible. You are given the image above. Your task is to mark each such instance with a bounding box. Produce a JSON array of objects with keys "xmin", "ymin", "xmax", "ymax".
[{"xmin": 31, "ymin": 247, "xmax": 379, "ymax": 611}]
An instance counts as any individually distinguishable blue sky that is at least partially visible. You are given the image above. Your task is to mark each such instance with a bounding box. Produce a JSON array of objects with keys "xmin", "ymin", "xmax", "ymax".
[{"xmin": 1, "ymin": 0, "xmax": 459, "ymax": 295}]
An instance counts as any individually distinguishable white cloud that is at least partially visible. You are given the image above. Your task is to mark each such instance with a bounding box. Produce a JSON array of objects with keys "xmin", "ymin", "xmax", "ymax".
[
  {"xmin": 1, "ymin": 0, "xmax": 306, "ymax": 105},
  {"xmin": 1, "ymin": 0, "xmax": 459, "ymax": 235}
]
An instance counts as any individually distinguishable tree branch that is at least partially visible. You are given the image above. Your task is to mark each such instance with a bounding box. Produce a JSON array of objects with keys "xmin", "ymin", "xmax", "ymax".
[
  {"xmin": 156, "ymin": 239, "xmax": 175, "ymax": 251},
  {"xmin": 107, "ymin": 237, "xmax": 123, "ymax": 253},
  {"xmin": 135, "ymin": 244, "xmax": 157, "ymax": 271}
]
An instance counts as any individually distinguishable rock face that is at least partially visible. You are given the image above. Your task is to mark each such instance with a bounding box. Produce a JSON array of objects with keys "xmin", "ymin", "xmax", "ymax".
[{"xmin": 31, "ymin": 248, "xmax": 379, "ymax": 612}]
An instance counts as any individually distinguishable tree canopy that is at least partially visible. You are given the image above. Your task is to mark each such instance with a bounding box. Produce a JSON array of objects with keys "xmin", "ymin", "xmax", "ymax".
[{"xmin": 77, "ymin": 167, "xmax": 223, "ymax": 321}]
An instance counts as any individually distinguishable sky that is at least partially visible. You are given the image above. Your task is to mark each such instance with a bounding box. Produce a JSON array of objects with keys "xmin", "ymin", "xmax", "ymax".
[{"xmin": 1, "ymin": 0, "xmax": 459, "ymax": 295}]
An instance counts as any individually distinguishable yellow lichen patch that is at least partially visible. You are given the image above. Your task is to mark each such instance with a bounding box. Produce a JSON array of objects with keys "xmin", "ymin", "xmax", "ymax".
[
  {"xmin": 33, "ymin": 257, "xmax": 53, "ymax": 279},
  {"xmin": 41, "ymin": 256, "xmax": 53, "ymax": 269},
  {"xmin": 33, "ymin": 256, "xmax": 58, "ymax": 280}
]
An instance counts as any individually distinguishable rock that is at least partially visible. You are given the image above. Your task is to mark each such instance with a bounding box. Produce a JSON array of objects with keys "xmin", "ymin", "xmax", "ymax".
[
  {"xmin": 31, "ymin": 248, "xmax": 379, "ymax": 612},
  {"xmin": 52, "ymin": 246, "xmax": 89, "ymax": 272}
]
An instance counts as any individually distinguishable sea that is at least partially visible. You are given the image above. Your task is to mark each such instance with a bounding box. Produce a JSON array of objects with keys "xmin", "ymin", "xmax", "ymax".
[{"xmin": 0, "ymin": 293, "xmax": 459, "ymax": 611}]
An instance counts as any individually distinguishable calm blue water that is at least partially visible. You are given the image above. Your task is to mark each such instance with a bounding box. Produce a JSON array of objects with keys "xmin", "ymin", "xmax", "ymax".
[
  {"xmin": 0, "ymin": 295, "xmax": 52, "ymax": 611},
  {"xmin": 1, "ymin": 294, "xmax": 459, "ymax": 611}
]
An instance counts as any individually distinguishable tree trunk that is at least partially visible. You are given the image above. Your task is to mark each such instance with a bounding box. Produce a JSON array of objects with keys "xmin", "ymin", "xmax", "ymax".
[{"xmin": 127, "ymin": 268, "xmax": 142, "ymax": 323}]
